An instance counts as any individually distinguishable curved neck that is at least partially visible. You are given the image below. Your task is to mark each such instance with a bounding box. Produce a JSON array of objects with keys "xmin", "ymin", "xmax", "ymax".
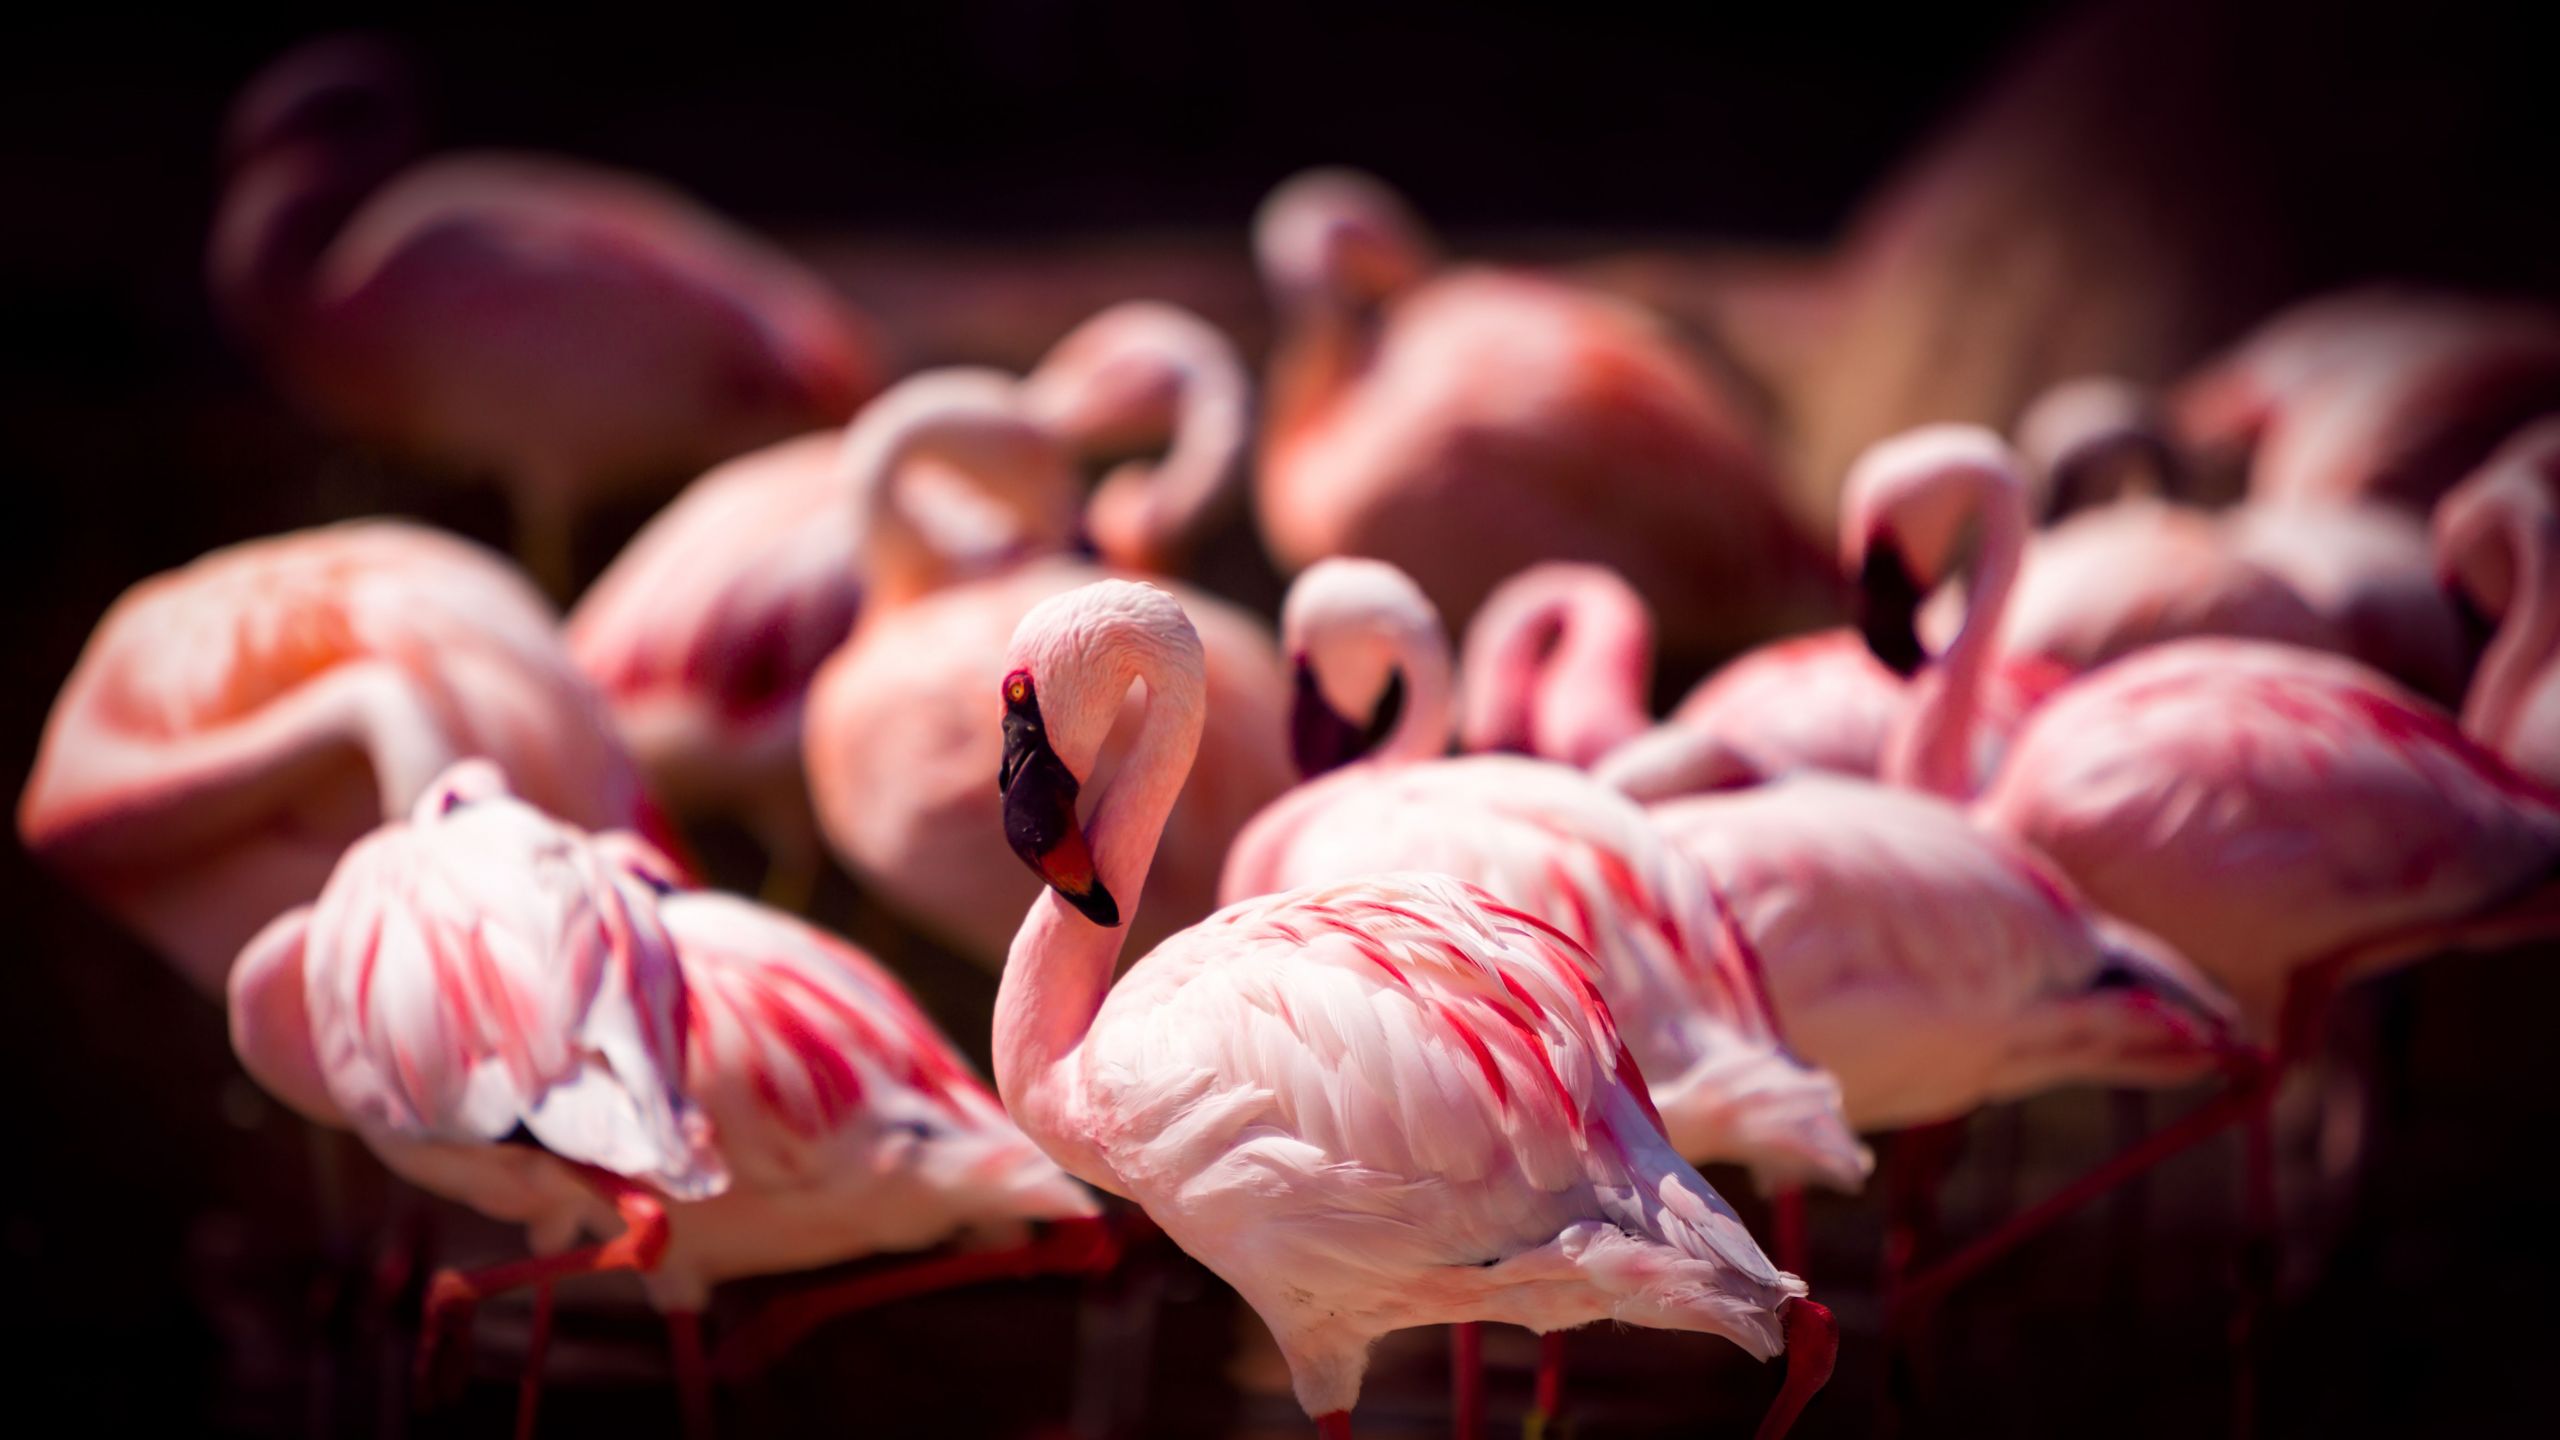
[
  {"xmin": 1031, "ymin": 312, "xmax": 1248, "ymax": 572},
  {"xmin": 1458, "ymin": 571, "xmax": 1655, "ymax": 766},
  {"xmin": 1885, "ymin": 475, "xmax": 2026, "ymax": 798},
  {"xmin": 843, "ymin": 375, "xmax": 1077, "ymax": 610},
  {"xmin": 1378, "ymin": 619, "xmax": 1458, "ymax": 763},
  {"xmin": 207, "ymin": 145, "xmax": 382, "ymax": 343},
  {"xmin": 2463, "ymin": 502, "xmax": 2560, "ymax": 755},
  {"xmin": 994, "ymin": 640, "xmax": 1207, "ymax": 1172}
]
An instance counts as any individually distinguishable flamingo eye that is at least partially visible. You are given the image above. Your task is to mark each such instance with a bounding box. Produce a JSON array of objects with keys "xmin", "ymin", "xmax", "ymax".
[{"xmin": 1004, "ymin": 671, "xmax": 1033, "ymax": 708}]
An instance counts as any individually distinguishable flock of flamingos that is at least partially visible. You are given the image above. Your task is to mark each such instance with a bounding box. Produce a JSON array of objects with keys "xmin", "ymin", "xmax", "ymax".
[{"xmin": 24, "ymin": 33, "xmax": 2560, "ymax": 1440}]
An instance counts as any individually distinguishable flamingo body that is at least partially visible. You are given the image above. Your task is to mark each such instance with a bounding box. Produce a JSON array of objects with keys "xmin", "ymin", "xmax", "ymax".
[{"xmin": 21, "ymin": 521, "xmax": 642, "ymax": 994}]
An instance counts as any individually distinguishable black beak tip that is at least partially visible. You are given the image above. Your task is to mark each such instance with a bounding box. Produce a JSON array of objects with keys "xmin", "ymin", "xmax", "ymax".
[
  {"xmin": 1065, "ymin": 882, "xmax": 1121, "ymax": 928},
  {"xmin": 1855, "ymin": 543, "xmax": 1930, "ymax": 679}
]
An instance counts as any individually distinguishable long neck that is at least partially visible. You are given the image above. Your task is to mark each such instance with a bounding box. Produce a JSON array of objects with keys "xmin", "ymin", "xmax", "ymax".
[
  {"xmin": 1380, "ymin": 617, "xmax": 1458, "ymax": 763},
  {"xmin": 1886, "ymin": 474, "xmax": 2026, "ymax": 798},
  {"xmin": 2463, "ymin": 503, "xmax": 2560, "ymax": 756},
  {"xmin": 1041, "ymin": 315, "xmax": 1248, "ymax": 573},
  {"xmin": 994, "ymin": 649, "xmax": 1207, "ymax": 1170},
  {"xmin": 1460, "ymin": 576, "xmax": 1654, "ymax": 766},
  {"xmin": 844, "ymin": 378, "xmax": 1076, "ymax": 610},
  {"xmin": 207, "ymin": 145, "xmax": 381, "ymax": 344}
]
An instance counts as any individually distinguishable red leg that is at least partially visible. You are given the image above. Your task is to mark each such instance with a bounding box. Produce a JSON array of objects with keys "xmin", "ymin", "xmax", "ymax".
[
  {"xmin": 1773, "ymin": 1186, "xmax": 1809, "ymax": 1278},
  {"xmin": 1755, "ymin": 1299, "xmax": 1838, "ymax": 1440},
  {"xmin": 1316, "ymin": 1411, "xmax": 1353, "ymax": 1439},
  {"xmin": 713, "ymin": 1215, "xmax": 1123, "ymax": 1379},
  {"xmin": 513, "ymin": 1280, "xmax": 554, "ymax": 1440},
  {"xmin": 1529, "ymin": 1329, "xmax": 1567, "ymax": 1436},
  {"xmin": 669, "ymin": 1310, "xmax": 713, "ymax": 1440},
  {"xmin": 1451, "ymin": 1322, "xmax": 1482, "ymax": 1440},
  {"xmin": 417, "ymin": 1169, "xmax": 670, "ymax": 1392}
]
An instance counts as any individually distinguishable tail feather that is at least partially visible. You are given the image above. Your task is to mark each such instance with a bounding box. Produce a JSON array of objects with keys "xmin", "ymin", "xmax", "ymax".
[{"xmin": 1650, "ymin": 1041, "xmax": 1873, "ymax": 1194}]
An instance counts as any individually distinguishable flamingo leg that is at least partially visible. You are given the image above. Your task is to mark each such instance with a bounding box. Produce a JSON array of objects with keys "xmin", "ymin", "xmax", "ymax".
[
  {"xmin": 417, "ymin": 1171, "xmax": 670, "ymax": 1394},
  {"xmin": 512, "ymin": 1280, "xmax": 554, "ymax": 1440},
  {"xmin": 1772, "ymin": 1186, "xmax": 1810, "ymax": 1277},
  {"xmin": 712, "ymin": 1215, "xmax": 1122, "ymax": 1379},
  {"xmin": 1527, "ymin": 1329, "xmax": 1567, "ymax": 1439},
  {"xmin": 668, "ymin": 1310, "xmax": 714, "ymax": 1440},
  {"xmin": 1316, "ymin": 1411, "xmax": 1353, "ymax": 1439},
  {"xmin": 1755, "ymin": 1299, "xmax": 1839, "ymax": 1440},
  {"xmin": 1450, "ymin": 1322, "xmax": 1483, "ymax": 1440}
]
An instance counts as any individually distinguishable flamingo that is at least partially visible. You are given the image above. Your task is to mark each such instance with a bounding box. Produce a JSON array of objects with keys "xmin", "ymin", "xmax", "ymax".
[
  {"xmin": 989, "ymin": 578, "xmax": 1838, "ymax": 1439},
  {"xmin": 18, "ymin": 520, "xmax": 647, "ymax": 997},
  {"xmin": 567, "ymin": 301, "xmax": 1238, "ymax": 899},
  {"xmin": 806, "ymin": 371, "xmax": 1292, "ymax": 969},
  {"xmin": 1456, "ymin": 562, "xmax": 1655, "ymax": 769},
  {"xmin": 1253, "ymin": 168, "xmax": 1838, "ymax": 659},
  {"xmin": 2172, "ymin": 287, "xmax": 2560, "ymax": 513},
  {"xmin": 2013, "ymin": 375, "xmax": 2472, "ymax": 703},
  {"xmin": 209, "ymin": 36, "xmax": 882, "ymax": 593},
  {"xmin": 231, "ymin": 762, "xmax": 1112, "ymax": 1437},
  {"xmin": 2437, "ymin": 419, "xmax": 2560, "ymax": 784}
]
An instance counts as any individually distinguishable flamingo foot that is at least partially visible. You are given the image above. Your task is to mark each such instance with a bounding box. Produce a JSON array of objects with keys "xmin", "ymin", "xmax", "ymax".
[
  {"xmin": 712, "ymin": 1214, "xmax": 1127, "ymax": 1379},
  {"xmin": 1755, "ymin": 1298, "xmax": 1838, "ymax": 1440},
  {"xmin": 1451, "ymin": 1322, "xmax": 1483, "ymax": 1440}
]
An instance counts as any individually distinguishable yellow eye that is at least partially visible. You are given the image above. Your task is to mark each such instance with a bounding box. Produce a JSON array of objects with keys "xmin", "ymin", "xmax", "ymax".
[{"xmin": 1007, "ymin": 677, "xmax": 1028, "ymax": 703}]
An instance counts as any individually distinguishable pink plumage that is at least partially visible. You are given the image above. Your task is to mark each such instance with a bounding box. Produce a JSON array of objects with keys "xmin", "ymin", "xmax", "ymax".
[
  {"xmin": 989, "ymin": 580, "xmax": 1828, "ymax": 1432},
  {"xmin": 1976, "ymin": 639, "xmax": 2560, "ymax": 1031},
  {"xmin": 20, "ymin": 520, "xmax": 644, "ymax": 995},
  {"xmin": 1643, "ymin": 773, "xmax": 2236, "ymax": 1130},
  {"xmin": 2437, "ymin": 419, "xmax": 2560, "ymax": 785},
  {"xmin": 1223, "ymin": 560, "xmax": 1869, "ymax": 1191},
  {"xmin": 1457, "ymin": 562, "xmax": 1656, "ymax": 768},
  {"xmin": 210, "ymin": 37, "xmax": 882, "ymax": 585},
  {"xmin": 805, "ymin": 371, "xmax": 1291, "ymax": 968},
  {"xmin": 1254, "ymin": 169, "xmax": 1837, "ymax": 658}
]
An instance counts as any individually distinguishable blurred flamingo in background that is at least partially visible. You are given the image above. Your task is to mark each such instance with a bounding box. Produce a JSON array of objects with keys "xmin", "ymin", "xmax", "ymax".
[
  {"xmin": 1223, "ymin": 560, "xmax": 1869, "ymax": 1194},
  {"xmin": 806, "ymin": 371, "xmax": 1291, "ymax": 969},
  {"xmin": 19, "ymin": 521, "xmax": 647, "ymax": 996},
  {"xmin": 209, "ymin": 35, "xmax": 883, "ymax": 593},
  {"xmin": 227, "ymin": 761, "xmax": 725, "ymax": 1435},
  {"xmin": 1456, "ymin": 562, "xmax": 1654, "ymax": 768},
  {"xmin": 990, "ymin": 580, "xmax": 1837, "ymax": 1440},
  {"xmin": 2437, "ymin": 420, "xmax": 2560, "ymax": 784},
  {"xmin": 2173, "ymin": 287, "xmax": 2560, "ymax": 513},
  {"xmin": 1253, "ymin": 168, "xmax": 1838, "ymax": 659},
  {"xmin": 569, "ymin": 301, "xmax": 1241, "ymax": 900},
  {"xmin": 2013, "ymin": 375, "xmax": 2472, "ymax": 703},
  {"xmin": 233, "ymin": 763, "xmax": 1113, "ymax": 1438}
]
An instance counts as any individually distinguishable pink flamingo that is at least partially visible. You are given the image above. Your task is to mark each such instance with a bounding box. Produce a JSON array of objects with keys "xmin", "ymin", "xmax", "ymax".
[
  {"xmin": 1253, "ymin": 168, "xmax": 1838, "ymax": 658},
  {"xmin": 19, "ymin": 520, "xmax": 646, "ymax": 996},
  {"xmin": 990, "ymin": 578, "xmax": 1838, "ymax": 1439},
  {"xmin": 568, "ymin": 301, "xmax": 1237, "ymax": 898},
  {"xmin": 806, "ymin": 372, "xmax": 1292, "ymax": 968},
  {"xmin": 209, "ymin": 36, "xmax": 882, "ymax": 591},
  {"xmin": 232, "ymin": 762, "xmax": 1111, "ymax": 1437},
  {"xmin": 1456, "ymin": 562, "xmax": 1655, "ymax": 768},
  {"xmin": 2437, "ymin": 419, "xmax": 2560, "ymax": 784},
  {"xmin": 2172, "ymin": 287, "xmax": 2560, "ymax": 513},
  {"xmin": 2015, "ymin": 375, "xmax": 2471, "ymax": 703},
  {"xmin": 1226, "ymin": 559, "xmax": 1868, "ymax": 1191}
]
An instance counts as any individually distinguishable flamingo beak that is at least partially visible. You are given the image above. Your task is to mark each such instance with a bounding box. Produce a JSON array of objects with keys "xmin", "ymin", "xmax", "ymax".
[
  {"xmin": 1856, "ymin": 541, "xmax": 1929, "ymax": 679},
  {"xmin": 1000, "ymin": 700, "xmax": 1120, "ymax": 927},
  {"xmin": 1290, "ymin": 657, "xmax": 1404, "ymax": 778}
]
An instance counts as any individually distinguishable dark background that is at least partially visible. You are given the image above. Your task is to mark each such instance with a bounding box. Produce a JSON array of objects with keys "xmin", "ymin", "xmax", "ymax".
[{"xmin": 6, "ymin": 1, "xmax": 2557, "ymax": 1435}]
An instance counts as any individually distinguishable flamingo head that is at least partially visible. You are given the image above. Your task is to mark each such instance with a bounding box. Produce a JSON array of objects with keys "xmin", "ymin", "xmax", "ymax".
[
  {"xmin": 1280, "ymin": 558, "xmax": 1447, "ymax": 777},
  {"xmin": 1254, "ymin": 168, "xmax": 1433, "ymax": 319},
  {"xmin": 996, "ymin": 581, "xmax": 1205, "ymax": 928},
  {"xmin": 223, "ymin": 33, "xmax": 421, "ymax": 177},
  {"xmin": 1839, "ymin": 425, "xmax": 2027, "ymax": 678},
  {"xmin": 2014, "ymin": 375, "xmax": 2184, "ymax": 518}
]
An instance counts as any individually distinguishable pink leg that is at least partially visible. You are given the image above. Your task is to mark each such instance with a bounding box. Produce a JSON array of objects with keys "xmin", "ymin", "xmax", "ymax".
[
  {"xmin": 1530, "ymin": 1329, "xmax": 1567, "ymax": 1436},
  {"xmin": 1450, "ymin": 1322, "xmax": 1482, "ymax": 1440},
  {"xmin": 1773, "ymin": 1186, "xmax": 1810, "ymax": 1277},
  {"xmin": 669, "ymin": 1310, "xmax": 713, "ymax": 1440},
  {"xmin": 513, "ymin": 1280, "xmax": 554, "ymax": 1440},
  {"xmin": 713, "ymin": 1216, "xmax": 1123, "ymax": 1379},
  {"xmin": 1316, "ymin": 1411, "xmax": 1353, "ymax": 1439},
  {"xmin": 1755, "ymin": 1299, "xmax": 1839, "ymax": 1440},
  {"xmin": 418, "ymin": 1171, "xmax": 670, "ymax": 1393}
]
